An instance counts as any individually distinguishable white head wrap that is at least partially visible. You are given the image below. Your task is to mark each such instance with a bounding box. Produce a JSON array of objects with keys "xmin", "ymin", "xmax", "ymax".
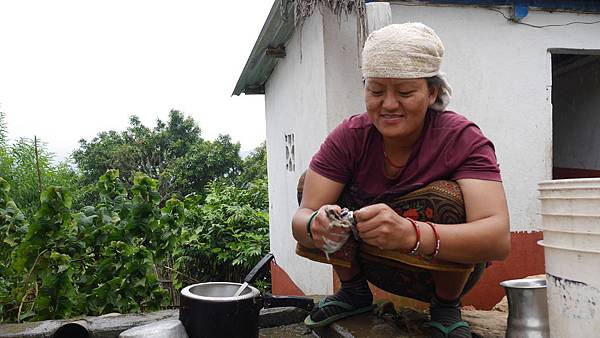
[{"xmin": 362, "ymin": 22, "xmax": 452, "ymax": 111}]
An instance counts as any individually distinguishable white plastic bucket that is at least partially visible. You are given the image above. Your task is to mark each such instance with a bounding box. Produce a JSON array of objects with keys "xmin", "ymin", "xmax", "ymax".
[
  {"xmin": 539, "ymin": 213, "xmax": 600, "ymax": 234},
  {"xmin": 538, "ymin": 178, "xmax": 600, "ymax": 337},
  {"xmin": 539, "ymin": 197, "xmax": 600, "ymax": 215},
  {"xmin": 542, "ymin": 229, "xmax": 600, "ymax": 252},
  {"xmin": 538, "ymin": 241, "xmax": 600, "ymax": 336},
  {"xmin": 538, "ymin": 178, "xmax": 600, "ymax": 198}
]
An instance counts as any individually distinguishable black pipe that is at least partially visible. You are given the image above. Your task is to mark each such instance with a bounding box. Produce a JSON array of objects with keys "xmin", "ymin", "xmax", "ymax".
[{"xmin": 53, "ymin": 320, "xmax": 90, "ymax": 338}]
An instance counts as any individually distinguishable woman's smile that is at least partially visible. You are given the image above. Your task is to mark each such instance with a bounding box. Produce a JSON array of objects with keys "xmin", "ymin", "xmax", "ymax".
[
  {"xmin": 381, "ymin": 113, "xmax": 405, "ymax": 119},
  {"xmin": 380, "ymin": 113, "xmax": 406, "ymax": 121}
]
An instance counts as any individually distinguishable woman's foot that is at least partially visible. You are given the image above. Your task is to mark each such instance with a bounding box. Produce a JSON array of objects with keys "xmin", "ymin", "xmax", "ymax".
[
  {"xmin": 306, "ymin": 273, "xmax": 374, "ymax": 326},
  {"xmin": 425, "ymin": 295, "xmax": 471, "ymax": 337}
]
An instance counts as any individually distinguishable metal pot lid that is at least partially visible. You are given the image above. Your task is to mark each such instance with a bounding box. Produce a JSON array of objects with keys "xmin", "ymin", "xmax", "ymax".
[{"xmin": 181, "ymin": 282, "xmax": 261, "ymax": 302}]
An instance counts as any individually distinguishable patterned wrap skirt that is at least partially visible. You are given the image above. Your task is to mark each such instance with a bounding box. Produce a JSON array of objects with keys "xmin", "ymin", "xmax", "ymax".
[{"xmin": 296, "ymin": 180, "xmax": 486, "ymax": 303}]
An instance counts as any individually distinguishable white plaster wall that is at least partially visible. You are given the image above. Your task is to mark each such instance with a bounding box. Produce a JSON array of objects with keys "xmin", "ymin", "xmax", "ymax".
[
  {"xmin": 322, "ymin": 8, "xmax": 366, "ymax": 130},
  {"xmin": 553, "ymin": 58, "xmax": 600, "ymax": 170},
  {"xmin": 387, "ymin": 4, "xmax": 600, "ymax": 231},
  {"xmin": 264, "ymin": 11, "xmax": 333, "ymax": 294},
  {"xmin": 264, "ymin": 3, "xmax": 600, "ymax": 293}
]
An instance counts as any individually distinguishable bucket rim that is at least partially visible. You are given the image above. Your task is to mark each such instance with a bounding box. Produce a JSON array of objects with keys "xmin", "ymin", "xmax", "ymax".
[
  {"xmin": 539, "ymin": 177, "xmax": 600, "ymax": 185},
  {"xmin": 538, "ymin": 196, "xmax": 600, "ymax": 200},
  {"xmin": 537, "ymin": 240, "xmax": 600, "ymax": 254},
  {"xmin": 538, "ymin": 212, "xmax": 600, "ymax": 218},
  {"xmin": 542, "ymin": 228, "xmax": 600, "ymax": 236}
]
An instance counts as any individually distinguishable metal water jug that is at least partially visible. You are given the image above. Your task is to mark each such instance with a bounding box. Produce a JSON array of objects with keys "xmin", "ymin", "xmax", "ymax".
[{"xmin": 500, "ymin": 278, "xmax": 550, "ymax": 338}]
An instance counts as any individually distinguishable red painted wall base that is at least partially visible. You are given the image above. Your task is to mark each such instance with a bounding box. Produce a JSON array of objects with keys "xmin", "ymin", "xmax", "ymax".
[
  {"xmin": 271, "ymin": 260, "xmax": 305, "ymax": 296},
  {"xmin": 272, "ymin": 231, "xmax": 545, "ymax": 310},
  {"xmin": 462, "ymin": 231, "xmax": 544, "ymax": 309}
]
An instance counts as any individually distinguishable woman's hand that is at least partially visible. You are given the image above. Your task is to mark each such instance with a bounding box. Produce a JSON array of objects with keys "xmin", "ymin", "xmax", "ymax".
[
  {"xmin": 310, "ymin": 205, "xmax": 352, "ymax": 253},
  {"xmin": 354, "ymin": 203, "xmax": 416, "ymax": 252}
]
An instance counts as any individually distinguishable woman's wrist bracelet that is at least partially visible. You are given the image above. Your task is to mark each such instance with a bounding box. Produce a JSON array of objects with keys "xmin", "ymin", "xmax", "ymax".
[
  {"xmin": 421, "ymin": 221, "xmax": 440, "ymax": 261},
  {"xmin": 406, "ymin": 217, "xmax": 420, "ymax": 255},
  {"xmin": 306, "ymin": 211, "xmax": 318, "ymax": 239}
]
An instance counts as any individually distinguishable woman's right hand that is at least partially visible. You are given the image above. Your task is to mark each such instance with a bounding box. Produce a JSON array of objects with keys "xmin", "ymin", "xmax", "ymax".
[{"xmin": 310, "ymin": 205, "xmax": 351, "ymax": 253}]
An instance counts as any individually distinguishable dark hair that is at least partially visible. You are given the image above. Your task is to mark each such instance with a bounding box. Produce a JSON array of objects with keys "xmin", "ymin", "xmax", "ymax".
[
  {"xmin": 427, "ymin": 75, "xmax": 446, "ymax": 111},
  {"xmin": 426, "ymin": 75, "xmax": 444, "ymax": 90}
]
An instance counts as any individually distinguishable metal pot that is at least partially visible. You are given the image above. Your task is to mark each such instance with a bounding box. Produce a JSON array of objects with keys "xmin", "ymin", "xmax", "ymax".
[{"xmin": 179, "ymin": 254, "xmax": 314, "ymax": 338}]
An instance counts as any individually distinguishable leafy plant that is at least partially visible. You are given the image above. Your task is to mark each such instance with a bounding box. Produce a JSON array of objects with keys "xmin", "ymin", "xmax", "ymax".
[
  {"xmin": 0, "ymin": 171, "xmax": 177, "ymax": 321},
  {"xmin": 0, "ymin": 178, "xmax": 29, "ymax": 321},
  {"xmin": 0, "ymin": 110, "xmax": 270, "ymax": 323},
  {"xmin": 174, "ymin": 178, "xmax": 269, "ymax": 291},
  {"xmin": 0, "ymin": 112, "xmax": 81, "ymax": 220},
  {"xmin": 11, "ymin": 186, "xmax": 79, "ymax": 321}
]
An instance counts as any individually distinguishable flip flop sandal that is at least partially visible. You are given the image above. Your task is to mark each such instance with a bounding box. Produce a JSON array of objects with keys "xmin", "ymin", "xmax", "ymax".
[
  {"xmin": 304, "ymin": 298, "xmax": 376, "ymax": 329},
  {"xmin": 423, "ymin": 320, "xmax": 471, "ymax": 337}
]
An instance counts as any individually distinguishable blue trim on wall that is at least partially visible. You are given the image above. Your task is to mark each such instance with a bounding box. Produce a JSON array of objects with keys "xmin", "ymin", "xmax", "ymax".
[
  {"xmin": 513, "ymin": 4, "xmax": 529, "ymax": 20},
  {"xmin": 413, "ymin": 1, "xmax": 600, "ymax": 12}
]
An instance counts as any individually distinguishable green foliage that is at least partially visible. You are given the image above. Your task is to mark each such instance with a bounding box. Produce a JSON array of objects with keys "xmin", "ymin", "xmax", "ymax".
[
  {"xmin": 73, "ymin": 110, "xmax": 242, "ymax": 202},
  {"xmin": 0, "ymin": 163, "xmax": 269, "ymax": 322},
  {"xmin": 0, "ymin": 112, "xmax": 7, "ymax": 151},
  {"xmin": 166, "ymin": 134, "xmax": 242, "ymax": 196},
  {"xmin": 154, "ymin": 141, "xmax": 270, "ymax": 292},
  {"xmin": 174, "ymin": 177, "xmax": 269, "ymax": 291},
  {"xmin": 0, "ymin": 112, "xmax": 80, "ymax": 220},
  {"xmin": 0, "ymin": 178, "xmax": 28, "ymax": 260},
  {"xmin": 0, "ymin": 172, "xmax": 176, "ymax": 321},
  {"xmin": 0, "ymin": 110, "xmax": 271, "ymax": 323},
  {"xmin": 0, "ymin": 178, "xmax": 29, "ymax": 320},
  {"xmin": 238, "ymin": 141, "xmax": 267, "ymax": 185},
  {"xmin": 6, "ymin": 185, "xmax": 79, "ymax": 321}
]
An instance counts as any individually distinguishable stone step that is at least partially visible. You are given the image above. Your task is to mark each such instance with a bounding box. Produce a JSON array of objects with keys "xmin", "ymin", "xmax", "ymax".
[
  {"xmin": 260, "ymin": 323, "xmax": 316, "ymax": 337},
  {"xmin": 312, "ymin": 312, "xmax": 410, "ymax": 338},
  {"xmin": 308, "ymin": 307, "xmax": 507, "ymax": 338},
  {"xmin": 0, "ymin": 307, "xmax": 309, "ymax": 338}
]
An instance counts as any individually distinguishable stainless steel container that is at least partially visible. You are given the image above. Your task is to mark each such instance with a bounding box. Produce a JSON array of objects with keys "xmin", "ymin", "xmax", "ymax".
[{"xmin": 500, "ymin": 278, "xmax": 549, "ymax": 338}]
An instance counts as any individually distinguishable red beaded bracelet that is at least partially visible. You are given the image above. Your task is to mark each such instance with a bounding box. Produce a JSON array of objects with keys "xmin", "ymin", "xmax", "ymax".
[
  {"xmin": 406, "ymin": 217, "xmax": 420, "ymax": 255},
  {"xmin": 422, "ymin": 221, "xmax": 440, "ymax": 261}
]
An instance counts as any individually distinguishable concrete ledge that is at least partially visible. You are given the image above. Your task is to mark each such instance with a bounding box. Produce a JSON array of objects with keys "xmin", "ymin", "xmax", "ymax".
[
  {"xmin": 259, "ymin": 307, "xmax": 309, "ymax": 328},
  {"xmin": 0, "ymin": 307, "xmax": 308, "ymax": 338},
  {"xmin": 0, "ymin": 310, "xmax": 178, "ymax": 338}
]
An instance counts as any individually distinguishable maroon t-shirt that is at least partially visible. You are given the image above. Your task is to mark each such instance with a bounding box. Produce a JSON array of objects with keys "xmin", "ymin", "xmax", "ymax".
[{"xmin": 309, "ymin": 110, "xmax": 501, "ymax": 205}]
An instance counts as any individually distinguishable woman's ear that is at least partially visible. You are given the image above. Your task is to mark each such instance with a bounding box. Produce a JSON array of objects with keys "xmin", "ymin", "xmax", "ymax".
[{"xmin": 428, "ymin": 85, "xmax": 440, "ymax": 107}]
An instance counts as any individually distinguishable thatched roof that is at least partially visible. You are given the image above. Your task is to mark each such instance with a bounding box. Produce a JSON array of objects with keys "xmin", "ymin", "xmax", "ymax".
[{"xmin": 232, "ymin": 0, "xmax": 366, "ymax": 96}]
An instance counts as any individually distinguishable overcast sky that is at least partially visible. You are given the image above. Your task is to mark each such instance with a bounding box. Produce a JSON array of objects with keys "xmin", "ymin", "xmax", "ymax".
[{"xmin": 0, "ymin": 0, "xmax": 273, "ymax": 161}]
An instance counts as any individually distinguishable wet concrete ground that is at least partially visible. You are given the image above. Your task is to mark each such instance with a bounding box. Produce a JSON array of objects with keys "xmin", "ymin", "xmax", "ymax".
[
  {"xmin": 259, "ymin": 306, "xmax": 507, "ymax": 338},
  {"xmin": 260, "ymin": 323, "xmax": 314, "ymax": 337},
  {"xmin": 0, "ymin": 302, "xmax": 507, "ymax": 337}
]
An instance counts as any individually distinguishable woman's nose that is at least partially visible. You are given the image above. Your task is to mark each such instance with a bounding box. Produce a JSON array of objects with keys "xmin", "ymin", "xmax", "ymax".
[{"xmin": 382, "ymin": 91, "xmax": 399, "ymax": 111}]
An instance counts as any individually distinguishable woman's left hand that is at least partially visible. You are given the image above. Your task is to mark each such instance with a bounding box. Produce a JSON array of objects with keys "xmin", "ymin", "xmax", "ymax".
[{"xmin": 354, "ymin": 203, "xmax": 416, "ymax": 252}]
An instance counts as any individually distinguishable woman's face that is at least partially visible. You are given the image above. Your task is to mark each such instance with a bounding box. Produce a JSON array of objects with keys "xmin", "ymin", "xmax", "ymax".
[{"xmin": 364, "ymin": 77, "xmax": 438, "ymax": 143}]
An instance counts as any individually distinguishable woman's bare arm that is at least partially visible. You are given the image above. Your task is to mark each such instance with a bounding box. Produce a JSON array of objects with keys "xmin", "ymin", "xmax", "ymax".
[
  {"xmin": 432, "ymin": 179, "xmax": 511, "ymax": 263},
  {"xmin": 291, "ymin": 168, "xmax": 345, "ymax": 249},
  {"xmin": 355, "ymin": 179, "xmax": 510, "ymax": 264}
]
